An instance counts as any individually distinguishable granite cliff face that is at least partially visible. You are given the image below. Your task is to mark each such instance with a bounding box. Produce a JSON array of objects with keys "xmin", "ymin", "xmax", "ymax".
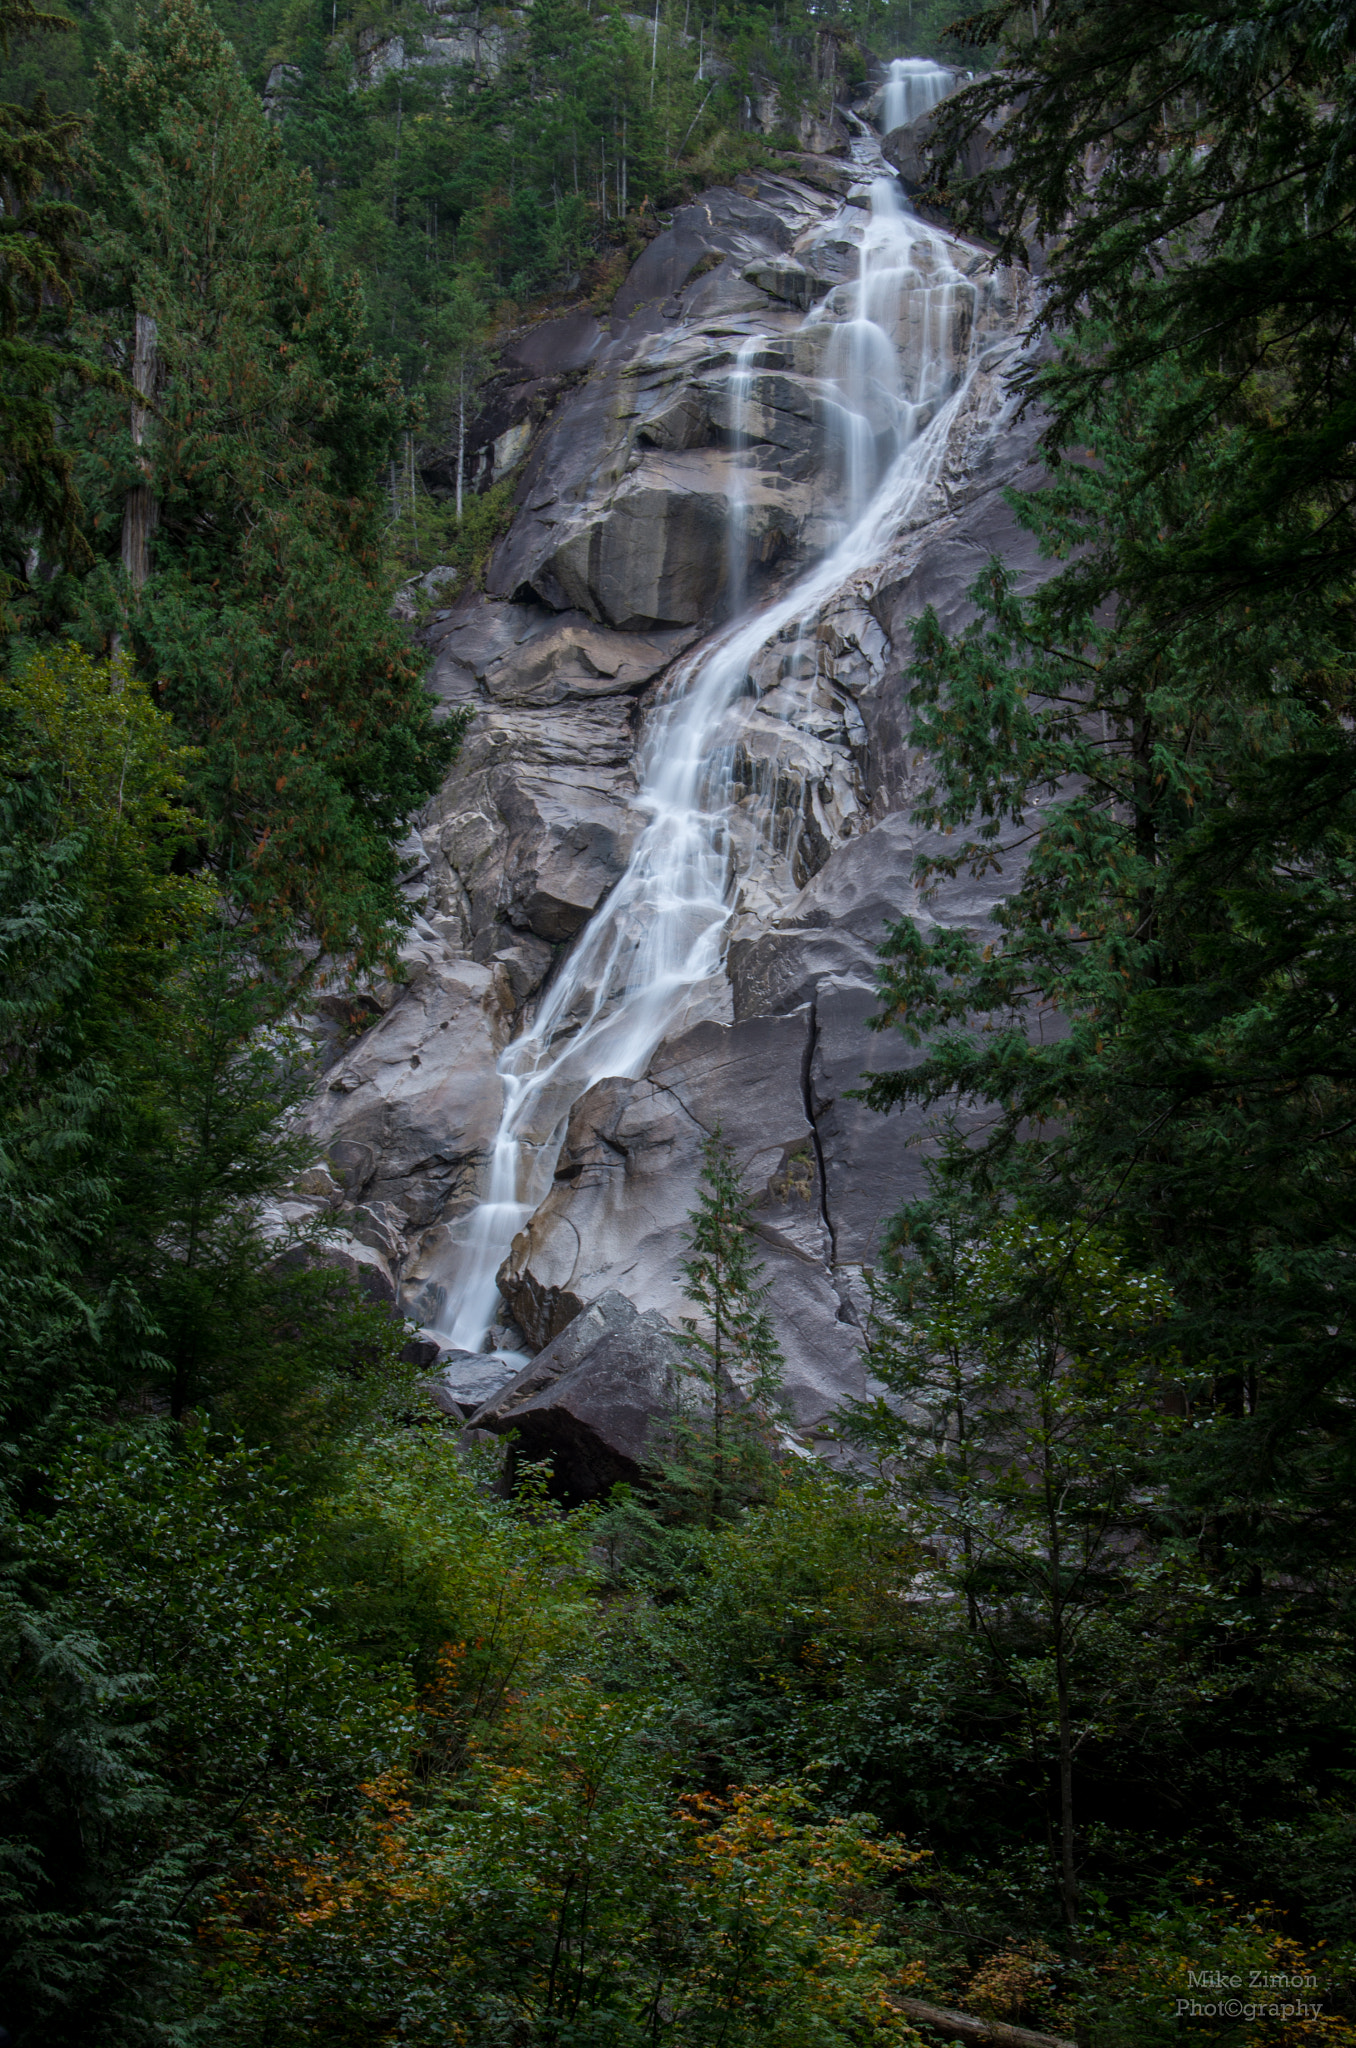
[{"xmin": 294, "ymin": 107, "xmax": 1050, "ymax": 1451}]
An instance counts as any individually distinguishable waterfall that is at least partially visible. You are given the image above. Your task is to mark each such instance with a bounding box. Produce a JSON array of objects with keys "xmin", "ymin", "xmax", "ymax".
[
  {"xmin": 724, "ymin": 335, "xmax": 760, "ymax": 617},
  {"xmin": 881, "ymin": 55, "xmax": 953, "ymax": 136},
  {"xmin": 433, "ymin": 153, "xmax": 983, "ymax": 1364}
]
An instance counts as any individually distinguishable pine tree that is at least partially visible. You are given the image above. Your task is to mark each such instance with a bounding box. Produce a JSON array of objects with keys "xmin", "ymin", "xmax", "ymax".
[
  {"xmin": 841, "ymin": 1204, "xmax": 1181, "ymax": 1934},
  {"xmin": 929, "ymin": 0, "xmax": 1356, "ymax": 626},
  {"xmin": 861, "ymin": 349, "xmax": 1356, "ymax": 1606},
  {"xmin": 0, "ymin": 0, "xmax": 96, "ymax": 629},
  {"xmin": 670, "ymin": 1128, "xmax": 787, "ymax": 1527},
  {"xmin": 71, "ymin": 0, "xmax": 461, "ymax": 965}
]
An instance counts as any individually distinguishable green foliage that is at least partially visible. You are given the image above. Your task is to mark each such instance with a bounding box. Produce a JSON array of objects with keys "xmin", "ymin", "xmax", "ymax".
[
  {"xmin": 861, "ymin": 348, "xmax": 1356, "ymax": 1596},
  {"xmin": 0, "ymin": 1424, "xmax": 422, "ymax": 2046},
  {"xmin": 0, "ymin": 630, "xmax": 436, "ymax": 2040},
  {"xmin": 387, "ymin": 475, "xmax": 517, "ymax": 590},
  {"xmin": 847, "ymin": 0, "xmax": 1356, "ymax": 1995},
  {"xmin": 212, "ymin": 1702, "xmax": 919, "ymax": 2048},
  {"xmin": 0, "ymin": 642, "xmax": 211, "ymax": 1021},
  {"xmin": 613, "ymin": 1467, "xmax": 924, "ymax": 1784},
  {"xmin": 842, "ymin": 1208, "xmax": 1182, "ymax": 1929},
  {"xmin": 0, "ymin": 0, "xmax": 99, "ymax": 629},
  {"xmin": 0, "ymin": 767, "xmax": 125, "ymax": 1457},
  {"xmin": 0, "ymin": 643, "xmax": 208, "ymax": 1453},
  {"xmin": 28, "ymin": 1426, "xmax": 417, "ymax": 1805},
  {"xmin": 0, "ymin": 1595, "xmax": 202, "ymax": 2046},
  {"xmin": 929, "ymin": 0, "xmax": 1356, "ymax": 605},
  {"xmin": 339, "ymin": 1435, "xmax": 603, "ymax": 1737},
  {"xmin": 70, "ymin": 0, "xmax": 458, "ymax": 964},
  {"xmin": 1079, "ymin": 1888, "xmax": 1354, "ymax": 2046},
  {"xmin": 666, "ymin": 1128, "xmax": 789, "ymax": 1528}
]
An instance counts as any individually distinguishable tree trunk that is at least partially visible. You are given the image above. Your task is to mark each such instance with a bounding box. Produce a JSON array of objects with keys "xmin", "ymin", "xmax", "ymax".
[
  {"xmin": 891, "ymin": 1996, "xmax": 1076, "ymax": 2048},
  {"xmin": 120, "ymin": 312, "xmax": 160, "ymax": 592},
  {"xmin": 455, "ymin": 370, "xmax": 466, "ymax": 521},
  {"xmin": 1053, "ymin": 1616, "xmax": 1079, "ymax": 1934}
]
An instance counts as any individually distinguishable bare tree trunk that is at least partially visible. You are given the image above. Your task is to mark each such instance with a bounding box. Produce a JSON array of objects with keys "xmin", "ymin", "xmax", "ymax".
[
  {"xmin": 1054, "ymin": 1624, "xmax": 1079, "ymax": 1935},
  {"xmin": 120, "ymin": 313, "xmax": 160, "ymax": 593},
  {"xmin": 891, "ymin": 1997, "xmax": 1076, "ymax": 2048},
  {"xmin": 455, "ymin": 368, "xmax": 465, "ymax": 521}
]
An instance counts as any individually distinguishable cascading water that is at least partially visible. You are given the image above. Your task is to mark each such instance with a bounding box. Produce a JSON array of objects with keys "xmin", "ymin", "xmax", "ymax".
[
  {"xmin": 881, "ymin": 54, "xmax": 954, "ymax": 136},
  {"xmin": 433, "ymin": 138, "xmax": 984, "ymax": 1364},
  {"xmin": 724, "ymin": 335, "xmax": 760, "ymax": 618}
]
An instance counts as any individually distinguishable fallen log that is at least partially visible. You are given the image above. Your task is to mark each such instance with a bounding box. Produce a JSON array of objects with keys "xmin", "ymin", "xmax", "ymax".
[{"xmin": 891, "ymin": 1994, "xmax": 1078, "ymax": 2048}]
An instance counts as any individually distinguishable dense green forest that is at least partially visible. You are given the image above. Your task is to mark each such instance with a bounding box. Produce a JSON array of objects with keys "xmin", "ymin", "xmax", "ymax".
[{"xmin": 2, "ymin": 0, "xmax": 1355, "ymax": 2036}]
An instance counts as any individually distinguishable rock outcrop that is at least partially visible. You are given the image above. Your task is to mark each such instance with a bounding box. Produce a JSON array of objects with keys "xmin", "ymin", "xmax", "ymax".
[
  {"xmin": 469, "ymin": 1289, "xmax": 684, "ymax": 1496},
  {"xmin": 881, "ymin": 100, "xmax": 1013, "ymax": 240},
  {"xmin": 298, "ymin": 125, "xmax": 1054, "ymax": 1441}
]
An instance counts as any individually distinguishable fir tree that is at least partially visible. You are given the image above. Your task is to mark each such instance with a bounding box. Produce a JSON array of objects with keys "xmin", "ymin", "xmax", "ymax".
[
  {"xmin": 670, "ymin": 1128, "xmax": 787, "ymax": 1527},
  {"xmin": 861, "ymin": 351, "xmax": 1356, "ymax": 1615},
  {"xmin": 0, "ymin": 0, "xmax": 96, "ymax": 629},
  {"xmin": 929, "ymin": 0, "xmax": 1356, "ymax": 624},
  {"xmin": 841, "ymin": 1205, "xmax": 1182, "ymax": 1935},
  {"xmin": 71, "ymin": 0, "xmax": 462, "ymax": 965}
]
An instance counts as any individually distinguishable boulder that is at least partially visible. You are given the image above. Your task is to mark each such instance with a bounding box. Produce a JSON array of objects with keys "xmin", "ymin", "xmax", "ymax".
[
  {"xmin": 427, "ymin": 1348, "xmax": 525, "ymax": 1417},
  {"xmin": 609, "ymin": 185, "xmax": 796, "ymax": 322},
  {"xmin": 469, "ymin": 923, "xmax": 556, "ymax": 1006},
  {"xmin": 744, "ymin": 258, "xmax": 830, "ymax": 310},
  {"xmin": 348, "ymin": 1199, "xmax": 410, "ymax": 1264},
  {"xmin": 392, "ymin": 563, "xmax": 459, "ymax": 623},
  {"xmin": 261, "ymin": 61, "xmax": 301, "ymax": 120},
  {"xmin": 498, "ymin": 764, "xmax": 644, "ymax": 942},
  {"xmin": 306, "ymin": 961, "xmax": 509, "ymax": 1229},
  {"xmin": 428, "ymin": 594, "xmax": 696, "ymax": 709},
  {"xmin": 486, "ymin": 178, "xmax": 840, "ymax": 623},
  {"xmin": 469, "ymin": 1290, "xmax": 682, "ymax": 1497},
  {"xmin": 530, "ymin": 459, "xmax": 793, "ymax": 629},
  {"xmin": 276, "ymin": 1231, "xmax": 398, "ymax": 1309}
]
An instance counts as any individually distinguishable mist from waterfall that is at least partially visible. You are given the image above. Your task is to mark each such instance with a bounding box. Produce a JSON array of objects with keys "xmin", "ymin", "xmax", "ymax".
[{"xmin": 433, "ymin": 158, "xmax": 982, "ymax": 1362}]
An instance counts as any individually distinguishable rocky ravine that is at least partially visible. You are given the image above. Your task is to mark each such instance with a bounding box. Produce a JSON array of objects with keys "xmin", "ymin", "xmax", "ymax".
[{"xmin": 287, "ymin": 141, "xmax": 1054, "ymax": 1472}]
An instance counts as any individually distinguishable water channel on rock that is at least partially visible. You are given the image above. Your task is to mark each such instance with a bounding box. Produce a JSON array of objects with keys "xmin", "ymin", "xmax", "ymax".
[{"xmin": 431, "ymin": 82, "xmax": 981, "ymax": 1363}]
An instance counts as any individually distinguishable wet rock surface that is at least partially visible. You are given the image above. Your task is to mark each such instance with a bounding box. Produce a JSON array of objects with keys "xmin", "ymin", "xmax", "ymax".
[{"xmin": 302, "ymin": 135, "xmax": 1055, "ymax": 1436}]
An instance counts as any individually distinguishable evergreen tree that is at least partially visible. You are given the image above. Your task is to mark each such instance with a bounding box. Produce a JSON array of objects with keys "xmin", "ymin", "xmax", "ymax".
[
  {"xmin": 72, "ymin": 0, "xmax": 460, "ymax": 964},
  {"xmin": 929, "ymin": 0, "xmax": 1356, "ymax": 619},
  {"xmin": 861, "ymin": 352, "xmax": 1356, "ymax": 1637},
  {"xmin": 0, "ymin": 0, "xmax": 95, "ymax": 630},
  {"xmin": 670, "ymin": 1128, "xmax": 787, "ymax": 1527},
  {"xmin": 0, "ymin": 643, "xmax": 208, "ymax": 1454},
  {"xmin": 841, "ymin": 1206, "xmax": 1181, "ymax": 1934}
]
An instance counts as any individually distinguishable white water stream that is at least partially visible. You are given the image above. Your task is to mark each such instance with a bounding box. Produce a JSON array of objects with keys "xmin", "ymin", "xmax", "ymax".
[
  {"xmin": 882, "ymin": 54, "xmax": 954, "ymax": 135},
  {"xmin": 435, "ymin": 96, "xmax": 972, "ymax": 1361}
]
